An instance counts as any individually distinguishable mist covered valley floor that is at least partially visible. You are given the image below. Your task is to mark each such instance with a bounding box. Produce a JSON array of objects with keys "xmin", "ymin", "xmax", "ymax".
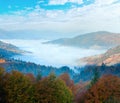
[
  {"xmin": 1, "ymin": 38, "xmax": 120, "ymax": 84},
  {"xmin": 1, "ymin": 39, "xmax": 106, "ymax": 69}
]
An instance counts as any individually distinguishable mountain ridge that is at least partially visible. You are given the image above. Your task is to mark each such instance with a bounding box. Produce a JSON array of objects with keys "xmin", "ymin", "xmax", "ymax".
[
  {"xmin": 0, "ymin": 40, "xmax": 25, "ymax": 58},
  {"xmin": 45, "ymin": 31, "xmax": 120, "ymax": 49},
  {"xmin": 78, "ymin": 45, "xmax": 120, "ymax": 66}
]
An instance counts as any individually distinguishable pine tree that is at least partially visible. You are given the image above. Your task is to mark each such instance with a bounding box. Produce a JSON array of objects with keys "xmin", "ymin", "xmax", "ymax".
[
  {"xmin": 0, "ymin": 68, "xmax": 6, "ymax": 103},
  {"xmin": 36, "ymin": 71, "xmax": 42, "ymax": 82},
  {"xmin": 90, "ymin": 68, "xmax": 100, "ymax": 87}
]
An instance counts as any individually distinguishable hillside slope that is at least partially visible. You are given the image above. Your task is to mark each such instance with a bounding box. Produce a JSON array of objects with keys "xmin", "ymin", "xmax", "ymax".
[
  {"xmin": 79, "ymin": 45, "xmax": 120, "ymax": 66},
  {"xmin": 0, "ymin": 41, "xmax": 25, "ymax": 58},
  {"xmin": 46, "ymin": 31, "xmax": 120, "ymax": 49}
]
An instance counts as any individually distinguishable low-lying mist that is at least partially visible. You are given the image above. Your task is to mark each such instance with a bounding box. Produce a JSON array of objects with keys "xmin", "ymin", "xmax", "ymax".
[{"xmin": 2, "ymin": 39, "xmax": 106, "ymax": 67}]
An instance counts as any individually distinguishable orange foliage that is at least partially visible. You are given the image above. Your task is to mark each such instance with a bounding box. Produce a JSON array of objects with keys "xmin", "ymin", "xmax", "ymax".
[
  {"xmin": 74, "ymin": 81, "xmax": 89, "ymax": 103},
  {"xmin": 85, "ymin": 75, "xmax": 120, "ymax": 103},
  {"xmin": 59, "ymin": 73, "xmax": 75, "ymax": 93},
  {"xmin": 26, "ymin": 73, "xmax": 36, "ymax": 82},
  {"xmin": 0, "ymin": 59, "xmax": 6, "ymax": 63}
]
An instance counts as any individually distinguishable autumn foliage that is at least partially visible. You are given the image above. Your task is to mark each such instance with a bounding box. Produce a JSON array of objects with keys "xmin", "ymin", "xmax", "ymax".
[
  {"xmin": 85, "ymin": 75, "xmax": 120, "ymax": 103},
  {"xmin": 4, "ymin": 71, "xmax": 35, "ymax": 103},
  {"xmin": 35, "ymin": 74, "xmax": 73, "ymax": 103},
  {"xmin": 1, "ymin": 67, "xmax": 120, "ymax": 103},
  {"xmin": 0, "ymin": 68, "xmax": 73, "ymax": 103}
]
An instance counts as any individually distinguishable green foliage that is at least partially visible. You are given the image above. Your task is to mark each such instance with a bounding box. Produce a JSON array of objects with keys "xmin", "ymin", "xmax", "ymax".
[
  {"xmin": 90, "ymin": 68, "xmax": 100, "ymax": 87},
  {"xmin": 35, "ymin": 73, "xmax": 73, "ymax": 103},
  {"xmin": 104, "ymin": 96, "xmax": 120, "ymax": 103},
  {"xmin": 0, "ymin": 67, "xmax": 5, "ymax": 76},
  {"xmin": 0, "ymin": 69, "xmax": 73, "ymax": 103},
  {"xmin": 1, "ymin": 66, "xmax": 120, "ymax": 103},
  {"xmin": 4, "ymin": 71, "xmax": 35, "ymax": 103},
  {"xmin": 0, "ymin": 67, "xmax": 6, "ymax": 103},
  {"xmin": 36, "ymin": 72, "xmax": 42, "ymax": 82}
]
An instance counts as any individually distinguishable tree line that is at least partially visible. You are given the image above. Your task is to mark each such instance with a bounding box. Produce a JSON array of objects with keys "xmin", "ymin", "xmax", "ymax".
[{"xmin": 0, "ymin": 67, "xmax": 120, "ymax": 103}]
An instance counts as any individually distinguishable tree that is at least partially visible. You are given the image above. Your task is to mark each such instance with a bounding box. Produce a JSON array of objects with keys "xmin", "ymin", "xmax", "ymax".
[
  {"xmin": 85, "ymin": 75, "xmax": 120, "ymax": 103},
  {"xmin": 4, "ymin": 70, "xmax": 35, "ymax": 103},
  {"xmin": 74, "ymin": 81, "xmax": 90, "ymax": 103},
  {"xmin": 90, "ymin": 68, "xmax": 100, "ymax": 87},
  {"xmin": 35, "ymin": 73, "xmax": 73, "ymax": 103},
  {"xmin": 0, "ymin": 67, "xmax": 6, "ymax": 103},
  {"xmin": 36, "ymin": 72, "xmax": 42, "ymax": 82},
  {"xmin": 59, "ymin": 73, "xmax": 74, "ymax": 90},
  {"xmin": 26, "ymin": 73, "xmax": 36, "ymax": 83}
]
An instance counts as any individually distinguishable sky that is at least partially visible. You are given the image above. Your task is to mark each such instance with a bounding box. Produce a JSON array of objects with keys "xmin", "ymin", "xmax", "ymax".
[{"xmin": 0, "ymin": 0, "xmax": 120, "ymax": 34}]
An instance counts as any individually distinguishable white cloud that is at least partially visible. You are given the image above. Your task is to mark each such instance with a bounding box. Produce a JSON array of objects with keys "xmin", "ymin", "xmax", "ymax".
[
  {"xmin": 0, "ymin": 0, "xmax": 120, "ymax": 34},
  {"xmin": 37, "ymin": 0, "xmax": 45, "ymax": 4},
  {"xmin": 49, "ymin": 0, "xmax": 83, "ymax": 5},
  {"xmin": 95, "ymin": 0, "xmax": 118, "ymax": 6}
]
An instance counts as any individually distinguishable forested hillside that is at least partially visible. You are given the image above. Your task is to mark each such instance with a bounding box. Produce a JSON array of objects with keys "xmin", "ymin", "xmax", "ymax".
[
  {"xmin": 0, "ymin": 59, "xmax": 75, "ymax": 77},
  {"xmin": 0, "ymin": 41, "xmax": 24, "ymax": 54},
  {"xmin": 0, "ymin": 40, "xmax": 25, "ymax": 58},
  {"xmin": 0, "ymin": 37, "xmax": 120, "ymax": 103},
  {"xmin": 0, "ymin": 66, "xmax": 120, "ymax": 103}
]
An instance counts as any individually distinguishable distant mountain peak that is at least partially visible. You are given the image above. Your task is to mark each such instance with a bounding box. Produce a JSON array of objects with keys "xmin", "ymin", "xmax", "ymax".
[
  {"xmin": 92, "ymin": 31, "xmax": 111, "ymax": 34},
  {"xmin": 45, "ymin": 31, "xmax": 120, "ymax": 49}
]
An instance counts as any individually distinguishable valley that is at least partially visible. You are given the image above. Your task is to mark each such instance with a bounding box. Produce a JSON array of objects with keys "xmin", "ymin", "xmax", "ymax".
[
  {"xmin": 1, "ymin": 0, "xmax": 120, "ymax": 102},
  {"xmin": 1, "ymin": 39, "xmax": 106, "ymax": 67},
  {"xmin": 0, "ymin": 39, "xmax": 120, "ymax": 83}
]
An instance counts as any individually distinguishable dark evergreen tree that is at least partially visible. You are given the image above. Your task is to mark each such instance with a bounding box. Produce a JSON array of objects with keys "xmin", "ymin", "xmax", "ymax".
[
  {"xmin": 36, "ymin": 71, "xmax": 42, "ymax": 82},
  {"xmin": 90, "ymin": 67, "xmax": 100, "ymax": 87},
  {"xmin": 0, "ymin": 68, "xmax": 6, "ymax": 103}
]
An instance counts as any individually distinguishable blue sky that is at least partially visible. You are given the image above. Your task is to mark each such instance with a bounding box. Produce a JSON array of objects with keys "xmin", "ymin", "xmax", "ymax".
[
  {"xmin": 0, "ymin": 0, "xmax": 120, "ymax": 34},
  {"xmin": 0, "ymin": 0, "xmax": 94, "ymax": 14}
]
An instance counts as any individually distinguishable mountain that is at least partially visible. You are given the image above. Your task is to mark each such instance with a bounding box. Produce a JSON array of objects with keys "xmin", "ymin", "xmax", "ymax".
[
  {"xmin": 0, "ymin": 40, "xmax": 76, "ymax": 80},
  {"xmin": 45, "ymin": 31, "xmax": 120, "ymax": 49},
  {"xmin": 0, "ymin": 40, "xmax": 24, "ymax": 58},
  {"xmin": 0, "ymin": 40, "xmax": 120, "ymax": 83},
  {"xmin": 79, "ymin": 45, "xmax": 120, "ymax": 66}
]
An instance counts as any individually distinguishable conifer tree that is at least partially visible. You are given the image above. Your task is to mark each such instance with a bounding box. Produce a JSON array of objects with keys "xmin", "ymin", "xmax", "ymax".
[
  {"xmin": 0, "ymin": 68, "xmax": 6, "ymax": 103},
  {"xmin": 90, "ymin": 68, "xmax": 100, "ymax": 87}
]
